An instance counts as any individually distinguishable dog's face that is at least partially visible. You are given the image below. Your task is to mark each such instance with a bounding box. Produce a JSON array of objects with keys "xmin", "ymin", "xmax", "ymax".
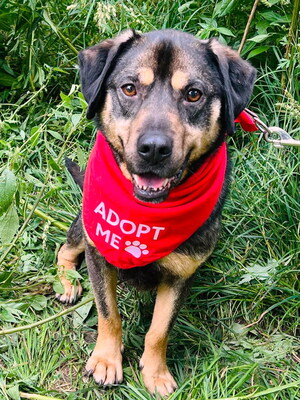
[{"xmin": 79, "ymin": 29, "xmax": 256, "ymax": 203}]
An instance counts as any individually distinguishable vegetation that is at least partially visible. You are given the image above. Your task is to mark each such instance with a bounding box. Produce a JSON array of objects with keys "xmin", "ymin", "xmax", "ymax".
[{"xmin": 0, "ymin": 0, "xmax": 299, "ymax": 399}]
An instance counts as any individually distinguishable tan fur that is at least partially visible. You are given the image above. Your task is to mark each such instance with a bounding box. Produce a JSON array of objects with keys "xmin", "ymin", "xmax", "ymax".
[
  {"xmin": 86, "ymin": 268, "xmax": 123, "ymax": 385},
  {"xmin": 171, "ymin": 70, "xmax": 189, "ymax": 91},
  {"xmin": 187, "ymin": 99, "xmax": 221, "ymax": 162},
  {"xmin": 209, "ymin": 38, "xmax": 240, "ymax": 60},
  {"xmin": 138, "ymin": 67, "xmax": 154, "ymax": 86},
  {"xmin": 164, "ymin": 111, "xmax": 186, "ymax": 163},
  {"xmin": 125, "ymin": 108, "xmax": 149, "ymax": 154},
  {"xmin": 120, "ymin": 162, "xmax": 132, "ymax": 180},
  {"xmin": 102, "ymin": 94, "xmax": 126, "ymax": 154},
  {"xmin": 101, "ymin": 92, "xmax": 113, "ymax": 127},
  {"xmin": 140, "ymin": 283, "xmax": 178, "ymax": 395},
  {"xmin": 83, "ymin": 226, "xmax": 95, "ymax": 247},
  {"xmin": 56, "ymin": 242, "xmax": 85, "ymax": 302},
  {"xmin": 159, "ymin": 251, "xmax": 208, "ymax": 278}
]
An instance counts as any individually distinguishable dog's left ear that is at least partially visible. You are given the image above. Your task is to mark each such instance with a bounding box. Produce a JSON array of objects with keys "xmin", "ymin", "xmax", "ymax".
[
  {"xmin": 78, "ymin": 29, "xmax": 141, "ymax": 119},
  {"xmin": 208, "ymin": 39, "xmax": 256, "ymax": 135}
]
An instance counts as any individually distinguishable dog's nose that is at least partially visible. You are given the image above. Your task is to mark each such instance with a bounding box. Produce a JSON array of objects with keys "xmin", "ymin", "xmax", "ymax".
[{"xmin": 137, "ymin": 133, "xmax": 172, "ymax": 164}]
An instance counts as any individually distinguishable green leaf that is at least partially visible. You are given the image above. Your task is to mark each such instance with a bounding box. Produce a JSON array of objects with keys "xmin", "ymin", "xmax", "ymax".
[
  {"xmin": 53, "ymin": 279, "xmax": 64, "ymax": 294},
  {"xmin": 214, "ymin": 0, "xmax": 239, "ymax": 17},
  {"xmin": 0, "ymin": 71, "xmax": 15, "ymax": 87},
  {"xmin": 66, "ymin": 270, "xmax": 83, "ymax": 281},
  {"xmin": 60, "ymin": 92, "xmax": 70, "ymax": 102},
  {"xmin": 73, "ymin": 297, "xmax": 93, "ymax": 328},
  {"xmin": 261, "ymin": 11, "xmax": 291, "ymax": 23},
  {"xmin": 0, "ymin": 308, "xmax": 18, "ymax": 323},
  {"xmin": 77, "ymin": 145, "xmax": 87, "ymax": 168},
  {"xmin": 43, "ymin": 9, "xmax": 58, "ymax": 34},
  {"xmin": 6, "ymin": 385, "xmax": 20, "ymax": 400},
  {"xmin": 247, "ymin": 45, "xmax": 270, "ymax": 59},
  {"xmin": 30, "ymin": 126, "xmax": 41, "ymax": 147},
  {"xmin": 78, "ymin": 91, "xmax": 87, "ymax": 109},
  {"xmin": 29, "ymin": 295, "xmax": 48, "ymax": 311},
  {"xmin": 48, "ymin": 156, "xmax": 61, "ymax": 172},
  {"xmin": 48, "ymin": 129, "xmax": 63, "ymax": 141},
  {"xmin": 239, "ymin": 259, "xmax": 279, "ymax": 285},
  {"xmin": 178, "ymin": 1, "xmax": 196, "ymax": 13},
  {"xmin": 0, "ymin": 204, "xmax": 19, "ymax": 244},
  {"xmin": 248, "ymin": 34, "xmax": 270, "ymax": 43},
  {"xmin": 71, "ymin": 113, "xmax": 82, "ymax": 127},
  {"xmin": 0, "ymin": 169, "xmax": 17, "ymax": 216},
  {"xmin": 216, "ymin": 27, "xmax": 235, "ymax": 37},
  {"xmin": 53, "ymin": 67, "xmax": 69, "ymax": 74}
]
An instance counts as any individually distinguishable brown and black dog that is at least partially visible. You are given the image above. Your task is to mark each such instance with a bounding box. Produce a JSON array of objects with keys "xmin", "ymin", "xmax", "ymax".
[{"xmin": 56, "ymin": 29, "xmax": 256, "ymax": 396}]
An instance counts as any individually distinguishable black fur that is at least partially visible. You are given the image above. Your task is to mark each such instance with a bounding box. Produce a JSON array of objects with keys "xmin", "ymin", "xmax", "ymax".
[
  {"xmin": 207, "ymin": 39, "xmax": 256, "ymax": 135},
  {"xmin": 65, "ymin": 158, "xmax": 85, "ymax": 190},
  {"xmin": 78, "ymin": 29, "xmax": 141, "ymax": 119},
  {"xmin": 155, "ymin": 40, "xmax": 174, "ymax": 80},
  {"xmin": 85, "ymin": 244, "xmax": 111, "ymax": 318}
]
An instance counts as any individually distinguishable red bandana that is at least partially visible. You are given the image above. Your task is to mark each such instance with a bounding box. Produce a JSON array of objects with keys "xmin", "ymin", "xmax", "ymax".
[
  {"xmin": 235, "ymin": 110, "xmax": 258, "ymax": 132},
  {"xmin": 82, "ymin": 111, "xmax": 256, "ymax": 269}
]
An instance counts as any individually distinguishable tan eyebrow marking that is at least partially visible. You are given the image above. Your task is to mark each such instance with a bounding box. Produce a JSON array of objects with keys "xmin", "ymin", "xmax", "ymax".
[
  {"xmin": 171, "ymin": 70, "xmax": 189, "ymax": 91},
  {"xmin": 138, "ymin": 67, "xmax": 154, "ymax": 86}
]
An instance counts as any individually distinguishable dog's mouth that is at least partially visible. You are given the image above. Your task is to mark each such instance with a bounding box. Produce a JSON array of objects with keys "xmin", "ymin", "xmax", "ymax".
[{"xmin": 132, "ymin": 169, "xmax": 183, "ymax": 202}]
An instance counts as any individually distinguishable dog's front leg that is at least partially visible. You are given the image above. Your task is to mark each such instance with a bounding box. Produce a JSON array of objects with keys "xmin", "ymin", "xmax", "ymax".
[
  {"xmin": 140, "ymin": 278, "xmax": 192, "ymax": 396},
  {"xmin": 85, "ymin": 243, "xmax": 123, "ymax": 385}
]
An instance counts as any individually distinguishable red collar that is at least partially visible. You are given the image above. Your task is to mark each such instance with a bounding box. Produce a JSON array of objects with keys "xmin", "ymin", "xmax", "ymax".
[{"xmin": 82, "ymin": 132, "xmax": 227, "ymax": 269}]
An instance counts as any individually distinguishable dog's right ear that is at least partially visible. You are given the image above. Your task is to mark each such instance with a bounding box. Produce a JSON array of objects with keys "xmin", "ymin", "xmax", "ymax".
[{"xmin": 78, "ymin": 29, "xmax": 140, "ymax": 119}]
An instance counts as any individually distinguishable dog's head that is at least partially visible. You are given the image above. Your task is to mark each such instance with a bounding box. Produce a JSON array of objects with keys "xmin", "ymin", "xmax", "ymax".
[{"xmin": 79, "ymin": 29, "xmax": 256, "ymax": 203}]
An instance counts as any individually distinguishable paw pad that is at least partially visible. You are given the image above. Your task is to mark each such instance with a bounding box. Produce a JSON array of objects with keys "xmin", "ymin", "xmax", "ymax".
[{"xmin": 124, "ymin": 241, "xmax": 149, "ymax": 258}]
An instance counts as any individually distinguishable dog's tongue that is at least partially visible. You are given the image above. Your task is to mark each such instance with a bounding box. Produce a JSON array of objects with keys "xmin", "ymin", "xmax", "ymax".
[{"xmin": 133, "ymin": 174, "xmax": 166, "ymax": 189}]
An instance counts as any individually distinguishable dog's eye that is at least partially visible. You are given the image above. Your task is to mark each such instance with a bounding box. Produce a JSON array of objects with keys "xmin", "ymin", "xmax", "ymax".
[
  {"xmin": 121, "ymin": 84, "xmax": 137, "ymax": 97},
  {"xmin": 186, "ymin": 89, "xmax": 202, "ymax": 102}
]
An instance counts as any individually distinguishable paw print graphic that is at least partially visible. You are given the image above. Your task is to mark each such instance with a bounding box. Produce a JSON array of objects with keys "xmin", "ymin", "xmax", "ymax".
[{"xmin": 124, "ymin": 241, "xmax": 149, "ymax": 259}]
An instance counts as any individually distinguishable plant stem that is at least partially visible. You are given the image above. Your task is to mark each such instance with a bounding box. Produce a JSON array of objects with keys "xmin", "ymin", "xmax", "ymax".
[
  {"xmin": 281, "ymin": 0, "xmax": 299, "ymax": 88},
  {"xmin": 211, "ymin": 379, "xmax": 300, "ymax": 399},
  {"xmin": 0, "ymin": 296, "xmax": 94, "ymax": 336},
  {"xmin": 20, "ymin": 393, "xmax": 64, "ymax": 400},
  {"xmin": 0, "ymin": 281, "xmax": 47, "ymax": 291},
  {"xmin": 238, "ymin": 0, "xmax": 260, "ymax": 55},
  {"xmin": 0, "ymin": 186, "xmax": 47, "ymax": 269},
  {"xmin": 23, "ymin": 201, "xmax": 68, "ymax": 232}
]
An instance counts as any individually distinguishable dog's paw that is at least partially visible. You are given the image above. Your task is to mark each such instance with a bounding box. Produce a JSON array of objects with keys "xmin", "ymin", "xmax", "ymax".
[
  {"xmin": 140, "ymin": 362, "xmax": 177, "ymax": 397},
  {"xmin": 85, "ymin": 352, "xmax": 123, "ymax": 385},
  {"xmin": 55, "ymin": 278, "xmax": 82, "ymax": 304}
]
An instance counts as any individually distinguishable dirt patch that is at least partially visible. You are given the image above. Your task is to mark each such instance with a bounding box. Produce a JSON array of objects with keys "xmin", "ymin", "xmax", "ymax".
[{"xmin": 48, "ymin": 362, "xmax": 79, "ymax": 392}]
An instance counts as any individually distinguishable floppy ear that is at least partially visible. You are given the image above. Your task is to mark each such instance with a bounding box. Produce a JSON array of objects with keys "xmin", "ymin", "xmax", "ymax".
[
  {"xmin": 208, "ymin": 39, "xmax": 256, "ymax": 135},
  {"xmin": 78, "ymin": 29, "xmax": 141, "ymax": 119}
]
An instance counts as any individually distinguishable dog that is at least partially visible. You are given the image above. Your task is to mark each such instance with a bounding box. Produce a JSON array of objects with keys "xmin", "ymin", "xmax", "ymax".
[{"xmin": 56, "ymin": 29, "xmax": 256, "ymax": 396}]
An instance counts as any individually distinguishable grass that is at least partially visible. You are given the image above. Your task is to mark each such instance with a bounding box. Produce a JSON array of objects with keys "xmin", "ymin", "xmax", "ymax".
[{"xmin": 0, "ymin": 0, "xmax": 299, "ymax": 399}]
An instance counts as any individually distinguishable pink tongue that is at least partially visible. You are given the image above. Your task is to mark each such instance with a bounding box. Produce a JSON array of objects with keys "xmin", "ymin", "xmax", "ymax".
[{"xmin": 134, "ymin": 174, "xmax": 166, "ymax": 189}]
